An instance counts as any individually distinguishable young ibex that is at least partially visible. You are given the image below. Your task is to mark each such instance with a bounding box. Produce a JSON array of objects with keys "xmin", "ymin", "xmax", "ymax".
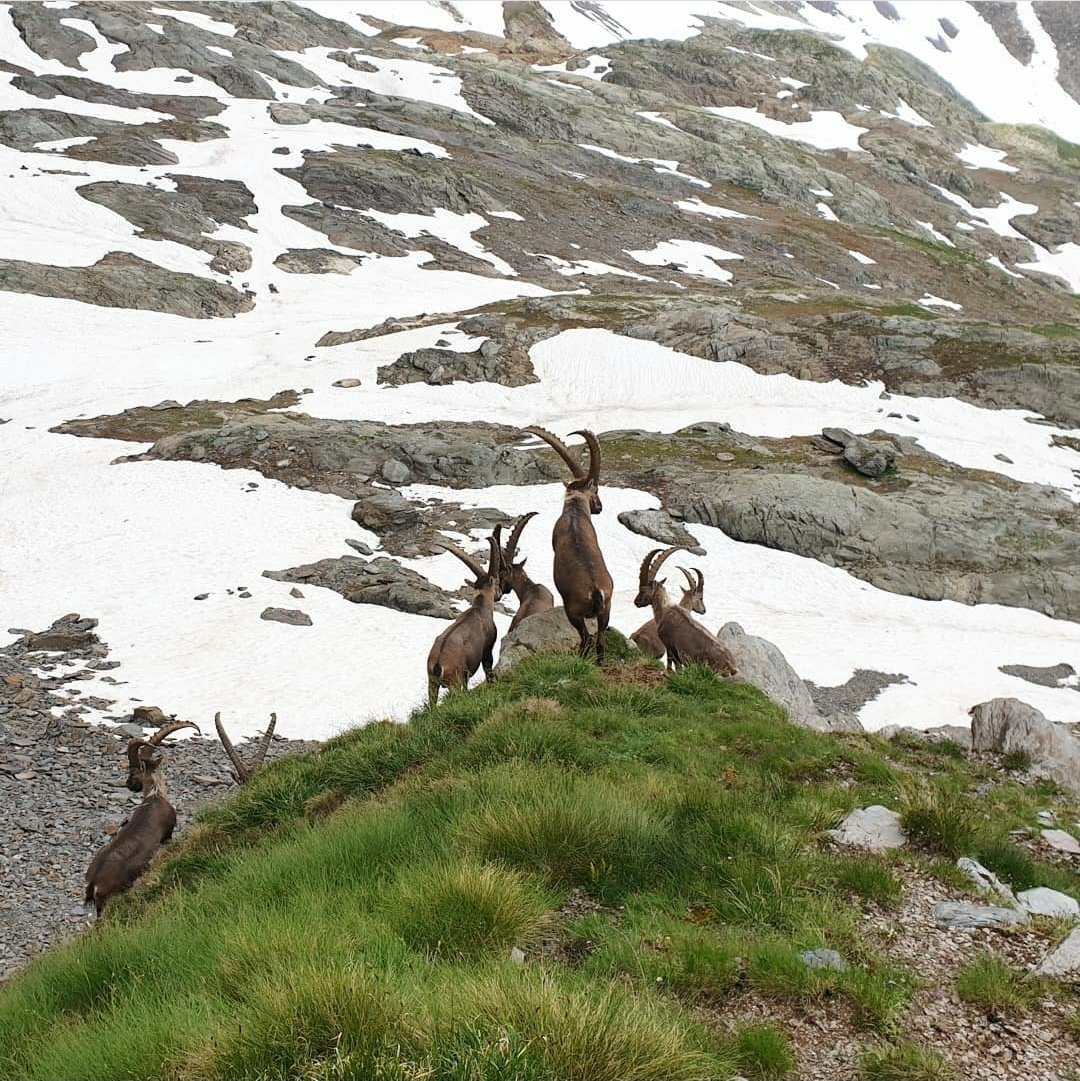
[
  {"xmin": 495, "ymin": 512, "xmax": 554, "ymax": 632},
  {"xmin": 214, "ymin": 712, "xmax": 276, "ymax": 784},
  {"xmin": 634, "ymin": 548, "xmax": 738, "ymax": 676},
  {"xmin": 427, "ymin": 535, "xmax": 504, "ymax": 706},
  {"xmin": 85, "ymin": 744, "xmax": 177, "ymax": 916},
  {"xmin": 630, "ymin": 567, "xmax": 705, "ymax": 659},
  {"xmin": 524, "ymin": 426, "xmax": 613, "ymax": 663},
  {"xmin": 123, "ymin": 719, "xmax": 200, "ymax": 792}
]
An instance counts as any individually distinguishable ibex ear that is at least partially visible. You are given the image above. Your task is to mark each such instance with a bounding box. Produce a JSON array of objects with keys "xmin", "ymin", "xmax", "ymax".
[{"xmin": 518, "ymin": 557, "xmax": 527, "ymax": 569}]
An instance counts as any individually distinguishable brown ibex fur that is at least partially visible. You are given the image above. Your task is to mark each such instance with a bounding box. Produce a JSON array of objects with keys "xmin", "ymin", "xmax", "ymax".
[
  {"xmin": 123, "ymin": 719, "xmax": 200, "ymax": 791},
  {"xmin": 634, "ymin": 548, "xmax": 737, "ymax": 676},
  {"xmin": 631, "ymin": 567, "xmax": 705, "ymax": 660},
  {"xmin": 427, "ymin": 534, "xmax": 504, "ymax": 706},
  {"xmin": 524, "ymin": 427, "xmax": 613, "ymax": 663},
  {"xmin": 495, "ymin": 512, "xmax": 554, "ymax": 632},
  {"xmin": 85, "ymin": 745, "xmax": 176, "ymax": 916}
]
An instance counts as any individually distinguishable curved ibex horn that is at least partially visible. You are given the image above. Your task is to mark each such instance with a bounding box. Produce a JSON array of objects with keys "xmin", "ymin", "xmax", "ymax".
[
  {"xmin": 214, "ymin": 711, "xmax": 246, "ymax": 781},
  {"xmin": 147, "ymin": 720, "xmax": 201, "ymax": 746},
  {"xmin": 504, "ymin": 511, "xmax": 537, "ymax": 563},
  {"xmin": 435, "ymin": 541, "xmax": 487, "ymax": 580},
  {"xmin": 638, "ymin": 548, "xmax": 664, "ymax": 590},
  {"xmin": 679, "ymin": 567, "xmax": 697, "ymax": 591},
  {"xmin": 694, "ymin": 568, "xmax": 705, "ymax": 592},
  {"xmin": 487, "ymin": 535, "xmax": 502, "ymax": 578},
  {"xmin": 570, "ymin": 430, "xmax": 601, "ymax": 486},
  {"xmin": 647, "ymin": 546, "xmax": 687, "ymax": 583},
  {"xmin": 252, "ymin": 713, "xmax": 276, "ymax": 772},
  {"xmin": 524, "ymin": 426, "xmax": 585, "ymax": 479}
]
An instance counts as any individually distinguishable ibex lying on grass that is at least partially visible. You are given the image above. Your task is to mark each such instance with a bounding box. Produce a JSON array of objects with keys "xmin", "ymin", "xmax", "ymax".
[
  {"xmin": 85, "ymin": 745, "xmax": 176, "ymax": 916},
  {"xmin": 427, "ymin": 535, "xmax": 504, "ymax": 706},
  {"xmin": 215, "ymin": 712, "xmax": 276, "ymax": 784},
  {"xmin": 634, "ymin": 548, "xmax": 737, "ymax": 676},
  {"xmin": 524, "ymin": 426, "xmax": 613, "ymax": 663},
  {"xmin": 631, "ymin": 567, "xmax": 705, "ymax": 660},
  {"xmin": 123, "ymin": 719, "xmax": 200, "ymax": 791},
  {"xmin": 496, "ymin": 512, "xmax": 554, "ymax": 632}
]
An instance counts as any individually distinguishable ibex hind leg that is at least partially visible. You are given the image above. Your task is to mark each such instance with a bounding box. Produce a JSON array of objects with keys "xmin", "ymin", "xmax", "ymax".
[
  {"xmin": 427, "ymin": 675, "xmax": 441, "ymax": 708},
  {"xmin": 482, "ymin": 648, "xmax": 495, "ymax": 682},
  {"xmin": 568, "ymin": 614, "xmax": 593, "ymax": 659},
  {"xmin": 594, "ymin": 606, "xmax": 610, "ymax": 666}
]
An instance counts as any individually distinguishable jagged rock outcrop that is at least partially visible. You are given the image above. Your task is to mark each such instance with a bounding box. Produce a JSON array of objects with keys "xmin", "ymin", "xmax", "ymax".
[{"xmin": 0, "ymin": 252, "xmax": 253, "ymax": 317}]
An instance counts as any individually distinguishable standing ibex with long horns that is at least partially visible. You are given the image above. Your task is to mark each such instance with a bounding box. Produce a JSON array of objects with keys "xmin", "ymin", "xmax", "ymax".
[
  {"xmin": 631, "ymin": 566, "xmax": 705, "ymax": 660},
  {"xmin": 495, "ymin": 512, "xmax": 554, "ymax": 632},
  {"xmin": 85, "ymin": 744, "xmax": 177, "ymax": 916},
  {"xmin": 634, "ymin": 548, "xmax": 737, "ymax": 676},
  {"xmin": 123, "ymin": 719, "xmax": 200, "ymax": 792},
  {"xmin": 524, "ymin": 427, "xmax": 613, "ymax": 663},
  {"xmin": 427, "ymin": 534, "xmax": 505, "ymax": 706},
  {"xmin": 214, "ymin": 712, "xmax": 277, "ymax": 784}
]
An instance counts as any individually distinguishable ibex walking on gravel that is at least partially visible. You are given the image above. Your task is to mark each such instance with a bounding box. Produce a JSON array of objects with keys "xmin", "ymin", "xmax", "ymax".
[
  {"xmin": 631, "ymin": 567, "xmax": 705, "ymax": 660},
  {"xmin": 496, "ymin": 512, "xmax": 554, "ymax": 632},
  {"xmin": 427, "ymin": 535, "xmax": 505, "ymax": 706},
  {"xmin": 85, "ymin": 744, "xmax": 177, "ymax": 916},
  {"xmin": 524, "ymin": 427, "xmax": 613, "ymax": 663},
  {"xmin": 634, "ymin": 548, "xmax": 737, "ymax": 676}
]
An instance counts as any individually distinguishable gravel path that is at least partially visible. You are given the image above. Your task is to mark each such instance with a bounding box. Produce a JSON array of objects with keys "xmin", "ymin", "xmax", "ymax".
[{"xmin": 0, "ymin": 615, "xmax": 317, "ymax": 982}]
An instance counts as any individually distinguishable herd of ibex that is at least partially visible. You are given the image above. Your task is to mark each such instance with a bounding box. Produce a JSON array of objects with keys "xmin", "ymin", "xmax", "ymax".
[
  {"xmin": 85, "ymin": 427, "xmax": 739, "ymax": 916},
  {"xmin": 426, "ymin": 426, "xmax": 739, "ymax": 703}
]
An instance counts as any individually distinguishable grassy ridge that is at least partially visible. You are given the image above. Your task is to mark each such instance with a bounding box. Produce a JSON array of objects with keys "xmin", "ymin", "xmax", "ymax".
[{"xmin": 2, "ymin": 656, "xmax": 1079, "ymax": 1080}]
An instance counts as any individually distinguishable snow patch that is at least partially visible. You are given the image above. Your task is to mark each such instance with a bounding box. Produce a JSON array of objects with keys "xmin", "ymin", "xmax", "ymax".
[
  {"xmin": 624, "ymin": 239, "xmax": 742, "ymax": 282},
  {"xmin": 957, "ymin": 142, "xmax": 1018, "ymax": 173},
  {"xmin": 706, "ymin": 106, "xmax": 867, "ymax": 151}
]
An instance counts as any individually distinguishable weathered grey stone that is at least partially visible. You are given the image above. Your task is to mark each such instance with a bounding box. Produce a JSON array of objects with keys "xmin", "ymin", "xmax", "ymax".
[
  {"xmin": 933, "ymin": 902, "xmax": 1028, "ymax": 930},
  {"xmin": 716, "ymin": 622, "xmax": 837, "ymax": 732},
  {"xmin": 970, "ymin": 698, "xmax": 1080, "ymax": 796},
  {"xmin": 1036, "ymin": 927, "xmax": 1080, "ymax": 977},
  {"xmin": 842, "ymin": 437, "xmax": 896, "ymax": 478},
  {"xmin": 259, "ymin": 607, "xmax": 313, "ymax": 626},
  {"xmin": 1041, "ymin": 828, "xmax": 1080, "ymax": 855},
  {"xmin": 264, "ymin": 556, "xmax": 460, "ymax": 619},
  {"xmin": 827, "ymin": 805, "xmax": 906, "ymax": 852},
  {"xmin": 494, "ymin": 607, "xmax": 628, "ymax": 674},
  {"xmin": 617, "ymin": 509, "xmax": 704, "ymax": 554},
  {"xmin": 956, "ymin": 857, "xmax": 1016, "ymax": 902},
  {"xmin": 1017, "ymin": 887, "xmax": 1079, "ymax": 919},
  {"xmin": 800, "ymin": 948, "xmax": 848, "ymax": 972},
  {"xmin": 381, "ymin": 459, "xmax": 411, "ymax": 484}
]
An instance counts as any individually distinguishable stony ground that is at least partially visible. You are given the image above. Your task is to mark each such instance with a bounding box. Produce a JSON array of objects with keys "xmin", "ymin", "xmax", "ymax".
[{"xmin": 0, "ymin": 615, "xmax": 316, "ymax": 981}]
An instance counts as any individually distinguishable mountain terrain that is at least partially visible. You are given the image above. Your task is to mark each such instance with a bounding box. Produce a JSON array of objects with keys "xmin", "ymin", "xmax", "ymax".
[{"xmin": 5, "ymin": 2, "xmax": 1080, "ymax": 1077}]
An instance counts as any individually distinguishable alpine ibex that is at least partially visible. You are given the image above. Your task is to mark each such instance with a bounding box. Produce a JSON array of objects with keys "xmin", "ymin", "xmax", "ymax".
[
  {"xmin": 495, "ymin": 512, "xmax": 554, "ymax": 632},
  {"xmin": 85, "ymin": 744, "xmax": 176, "ymax": 916},
  {"xmin": 524, "ymin": 426, "xmax": 613, "ymax": 663},
  {"xmin": 123, "ymin": 719, "xmax": 200, "ymax": 791},
  {"xmin": 631, "ymin": 566, "xmax": 705, "ymax": 659},
  {"xmin": 215, "ymin": 712, "xmax": 276, "ymax": 784},
  {"xmin": 634, "ymin": 548, "xmax": 737, "ymax": 676},
  {"xmin": 427, "ymin": 535, "xmax": 504, "ymax": 706}
]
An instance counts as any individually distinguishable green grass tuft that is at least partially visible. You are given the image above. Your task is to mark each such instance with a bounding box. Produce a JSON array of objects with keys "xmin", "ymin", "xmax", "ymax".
[
  {"xmin": 861, "ymin": 1040, "xmax": 956, "ymax": 1080},
  {"xmin": 734, "ymin": 1022, "xmax": 796, "ymax": 1079},
  {"xmin": 954, "ymin": 953, "xmax": 1039, "ymax": 1015}
]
